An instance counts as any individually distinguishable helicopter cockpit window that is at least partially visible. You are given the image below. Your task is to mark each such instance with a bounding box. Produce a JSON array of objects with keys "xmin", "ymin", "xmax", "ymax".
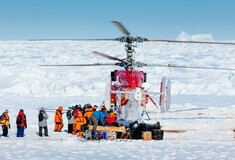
[{"xmin": 119, "ymin": 77, "xmax": 129, "ymax": 87}]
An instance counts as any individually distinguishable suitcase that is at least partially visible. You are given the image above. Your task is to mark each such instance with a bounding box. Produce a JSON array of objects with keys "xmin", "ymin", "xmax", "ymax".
[{"xmin": 152, "ymin": 129, "xmax": 164, "ymax": 140}]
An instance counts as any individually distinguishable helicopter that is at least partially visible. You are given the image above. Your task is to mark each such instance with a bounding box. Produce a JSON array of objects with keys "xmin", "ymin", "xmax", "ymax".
[{"xmin": 37, "ymin": 20, "xmax": 235, "ymax": 123}]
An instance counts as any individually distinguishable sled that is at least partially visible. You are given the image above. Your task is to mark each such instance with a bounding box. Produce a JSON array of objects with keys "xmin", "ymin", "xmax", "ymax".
[
  {"xmin": 89, "ymin": 125, "xmax": 126, "ymax": 133},
  {"xmin": 163, "ymin": 129, "xmax": 187, "ymax": 133}
]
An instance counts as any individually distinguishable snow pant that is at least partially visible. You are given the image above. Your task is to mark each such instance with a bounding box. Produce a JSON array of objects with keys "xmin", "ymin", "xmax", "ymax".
[
  {"xmin": 54, "ymin": 122, "xmax": 64, "ymax": 132},
  {"xmin": 17, "ymin": 126, "xmax": 25, "ymax": 137},
  {"xmin": 39, "ymin": 126, "xmax": 48, "ymax": 137},
  {"xmin": 2, "ymin": 125, "xmax": 8, "ymax": 137},
  {"xmin": 68, "ymin": 124, "xmax": 73, "ymax": 134},
  {"xmin": 89, "ymin": 114, "xmax": 98, "ymax": 131},
  {"xmin": 88, "ymin": 114, "xmax": 99, "ymax": 140}
]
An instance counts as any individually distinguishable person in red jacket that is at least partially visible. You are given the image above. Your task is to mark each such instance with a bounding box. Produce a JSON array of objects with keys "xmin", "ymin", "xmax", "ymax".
[
  {"xmin": 54, "ymin": 106, "xmax": 64, "ymax": 132},
  {"xmin": 16, "ymin": 109, "xmax": 27, "ymax": 137},
  {"xmin": 105, "ymin": 109, "xmax": 118, "ymax": 126}
]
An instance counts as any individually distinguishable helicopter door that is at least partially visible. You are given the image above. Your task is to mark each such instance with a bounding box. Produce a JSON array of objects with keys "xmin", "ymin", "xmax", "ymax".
[{"xmin": 159, "ymin": 77, "xmax": 171, "ymax": 112}]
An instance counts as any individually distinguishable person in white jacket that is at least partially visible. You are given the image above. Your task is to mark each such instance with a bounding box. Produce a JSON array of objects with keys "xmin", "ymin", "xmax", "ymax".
[{"xmin": 38, "ymin": 107, "xmax": 49, "ymax": 137}]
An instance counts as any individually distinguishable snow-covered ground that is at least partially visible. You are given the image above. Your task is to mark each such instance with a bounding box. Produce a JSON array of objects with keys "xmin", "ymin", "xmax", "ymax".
[{"xmin": 0, "ymin": 32, "xmax": 235, "ymax": 159}]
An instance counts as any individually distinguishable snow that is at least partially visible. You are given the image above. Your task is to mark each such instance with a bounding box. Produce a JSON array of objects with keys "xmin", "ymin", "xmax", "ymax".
[
  {"xmin": 177, "ymin": 31, "xmax": 214, "ymax": 41},
  {"xmin": 0, "ymin": 35, "xmax": 235, "ymax": 159}
]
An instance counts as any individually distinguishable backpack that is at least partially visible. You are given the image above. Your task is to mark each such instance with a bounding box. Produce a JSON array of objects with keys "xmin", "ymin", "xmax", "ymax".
[
  {"xmin": 16, "ymin": 115, "xmax": 22, "ymax": 125},
  {"xmin": 38, "ymin": 112, "xmax": 44, "ymax": 122},
  {"xmin": 67, "ymin": 110, "xmax": 72, "ymax": 120}
]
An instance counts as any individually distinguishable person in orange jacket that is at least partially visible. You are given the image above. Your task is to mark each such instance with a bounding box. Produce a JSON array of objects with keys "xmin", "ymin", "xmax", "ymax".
[
  {"xmin": 84, "ymin": 105, "xmax": 94, "ymax": 121},
  {"xmin": 72, "ymin": 110, "xmax": 87, "ymax": 137},
  {"xmin": 54, "ymin": 106, "xmax": 64, "ymax": 132},
  {"xmin": 84, "ymin": 104, "xmax": 98, "ymax": 133}
]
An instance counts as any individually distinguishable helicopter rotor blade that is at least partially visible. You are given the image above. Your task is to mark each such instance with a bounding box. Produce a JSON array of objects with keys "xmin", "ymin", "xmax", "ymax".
[
  {"xmin": 146, "ymin": 63, "xmax": 235, "ymax": 71},
  {"xmin": 146, "ymin": 39, "xmax": 235, "ymax": 45},
  {"xmin": 93, "ymin": 51, "xmax": 128, "ymax": 64},
  {"xmin": 29, "ymin": 38, "xmax": 117, "ymax": 41},
  {"xmin": 39, "ymin": 63, "xmax": 117, "ymax": 67},
  {"xmin": 112, "ymin": 20, "xmax": 131, "ymax": 36}
]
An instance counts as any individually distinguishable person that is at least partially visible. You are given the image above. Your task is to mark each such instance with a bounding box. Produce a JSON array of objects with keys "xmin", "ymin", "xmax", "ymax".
[
  {"xmin": 104, "ymin": 109, "xmax": 118, "ymax": 126},
  {"xmin": 66, "ymin": 107, "xmax": 74, "ymax": 134},
  {"xmin": 83, "ymin": 105, "xmax": 98, "ymax": 138},
  {"xmin": 72, "ymin": 105, "xmax": 81, "ymax": 118},
  {"xmin": 38, "ymin": 107, "xmax": 49, "ymax": 137},
  {"xmin": 54, "ymin": 106, "xmax": 64, "ymax": 132},
  {"xmin": 0, "ymin": 110, "xmax": 10, "ymax": 137},
  {"xmin": 93, "ymin": 106, "xmax": 108, "ymax": 126},
  {"xmin": 16, "ymin": 109, "xmax": 27, "ymax": 137},
  {"xmin": 84, "ymin": 105, "xmax": 94, "ymax": 122},
  {"xmin": 92, "ymin": 105, "xmax": 98, "ymax": 111},
  {"xmin": 73, "ymin": 111, "xmax": 87, "ymax": 137}
]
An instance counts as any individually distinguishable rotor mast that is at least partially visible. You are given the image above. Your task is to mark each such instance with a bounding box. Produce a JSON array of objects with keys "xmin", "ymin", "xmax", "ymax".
[{"xmin": 112, "ymin": 21, "xmax": 147, "ymax": 70}]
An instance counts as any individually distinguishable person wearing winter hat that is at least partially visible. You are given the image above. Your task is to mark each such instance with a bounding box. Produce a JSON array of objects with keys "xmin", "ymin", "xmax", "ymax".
[
  {"xmin": 72, "ymin": 110, "xmax": 87, "ymax": 137},
  {"xmin": 54, "ymin": 106, "xmax": 64, "ymax": 132},
  {"xmin": 16, "ymin": 109, "xmax": 27, "ymax": 137},
  {"xmin": 0, "ymin": 109, "xmax": 10, "ymax": 137},
  {"xmin": 38, "ymin": 107, "xmax": 49, "ymax": 137},
  {"xmin": 66, "ymin": 107, "xmax": 74, "ymax": 134},
  {"xmin": 105, "ymin": 109, "xmax": 118, "ymax": 126}
]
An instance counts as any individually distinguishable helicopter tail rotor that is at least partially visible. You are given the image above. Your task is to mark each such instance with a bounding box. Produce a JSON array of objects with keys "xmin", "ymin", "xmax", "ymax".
[{"xmin": 159, "ymin": 77, "xmax": 171, "ymax": 112}]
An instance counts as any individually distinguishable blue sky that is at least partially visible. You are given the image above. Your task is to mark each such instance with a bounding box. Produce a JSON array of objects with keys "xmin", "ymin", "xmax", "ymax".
[{"xmin": 0, "ymin": 0, "xmax": 235, "ymax": 40}]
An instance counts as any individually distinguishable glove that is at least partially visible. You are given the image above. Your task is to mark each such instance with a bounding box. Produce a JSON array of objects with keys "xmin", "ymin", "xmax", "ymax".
[
  {"xmin": 25, "ymin": 125, "xmax": 27, "ymax": 129},
  {"xmin": 8, "ymin": 124, "xmax": 11, "ymax": 129}
]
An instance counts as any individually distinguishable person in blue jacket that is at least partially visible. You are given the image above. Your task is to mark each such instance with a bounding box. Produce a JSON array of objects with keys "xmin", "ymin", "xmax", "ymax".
[{"xmin": 93, "ymin": 106, "xmax": 108, "ymax": 126}]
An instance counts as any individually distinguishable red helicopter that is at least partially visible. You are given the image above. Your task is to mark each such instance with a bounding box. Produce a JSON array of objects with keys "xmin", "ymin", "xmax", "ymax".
[{"xmin": 39, "ymin": 20, "xmax": 235, "ymax": 122}]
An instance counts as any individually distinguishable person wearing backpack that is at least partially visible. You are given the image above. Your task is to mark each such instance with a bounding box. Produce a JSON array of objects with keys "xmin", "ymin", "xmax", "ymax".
[
  {"xmin": 66, "ymin": 107, "xmax": 74, "ymax": 134},
  {"xmin": 16, "ymin": 109, "xmax": 27, "ymax": 137},
  {"xmin": 38, "ymin": 107, "xmax": 49, "ymax": 137}
]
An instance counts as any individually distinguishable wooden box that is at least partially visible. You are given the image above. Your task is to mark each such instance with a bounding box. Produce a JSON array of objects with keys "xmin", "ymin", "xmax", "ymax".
[{"xmin": 142, "ymin": 131, "xmax": 152, "ymax": 140}]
